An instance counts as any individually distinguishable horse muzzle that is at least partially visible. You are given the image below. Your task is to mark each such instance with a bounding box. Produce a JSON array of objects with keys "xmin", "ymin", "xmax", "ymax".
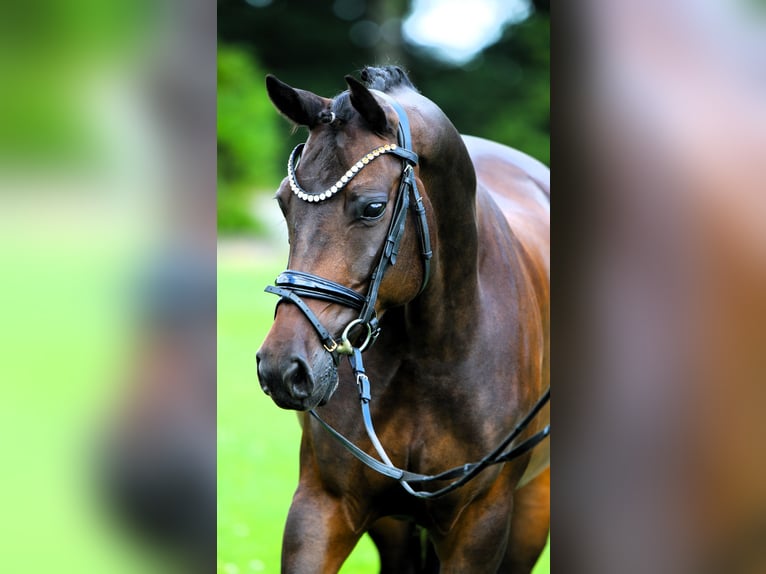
[{"xmin": 256, "ymin": 345, "xmax": 338, "ymax": 411}]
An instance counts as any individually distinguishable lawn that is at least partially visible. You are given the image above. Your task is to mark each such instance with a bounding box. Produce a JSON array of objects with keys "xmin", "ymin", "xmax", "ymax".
[{"xmin": 217, "ymin": 247, "xmax": 549, "ymax": 573}]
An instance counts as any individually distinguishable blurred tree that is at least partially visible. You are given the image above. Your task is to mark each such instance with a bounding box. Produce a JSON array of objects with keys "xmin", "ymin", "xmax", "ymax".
[
  {"xmin": 0, "ymin": 0, "xmax": 150, "ymax": 170},
  {"xmin": 414, "ymin": 11, "xmax": 550, "ymax": 165},
  {"xmin": 217, "ymin": 46, "xmax": 280, "ymax": 232}
]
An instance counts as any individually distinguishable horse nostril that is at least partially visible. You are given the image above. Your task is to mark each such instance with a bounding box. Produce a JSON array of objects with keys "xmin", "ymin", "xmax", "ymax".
[
  {"xmin": 255, "ymin": 351, "xmax": 271, "ymax": 396},
  {"xmin": 284, "ymin": 357, "xmax": 314, "ymax": 400}
]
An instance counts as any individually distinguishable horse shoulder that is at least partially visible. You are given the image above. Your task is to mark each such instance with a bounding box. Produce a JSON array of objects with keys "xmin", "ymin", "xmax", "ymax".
[
  {"xmin": 462, "ymin": 134, "xmax": 549, "ymax": 198},
  {"xmin": 464, "ymin": 135, "xmax": 549, "ymax": 274},
  {"xmin": 465, "ymin": 135, "xmax": 551, "ymax": 484}
]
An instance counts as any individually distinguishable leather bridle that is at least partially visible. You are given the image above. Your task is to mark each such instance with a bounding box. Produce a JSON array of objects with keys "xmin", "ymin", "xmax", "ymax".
[
  {"xmin": 266, "ymin": 98, "xmax": 431, "ymax": 360},
  {"xmin": 265, "ymin": 96, "xmax": 549, "ymax": 499}
]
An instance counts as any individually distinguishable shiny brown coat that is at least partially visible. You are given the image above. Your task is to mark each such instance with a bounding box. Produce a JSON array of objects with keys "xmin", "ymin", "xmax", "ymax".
[{"xmin": 256, "ymin": 67, "xmax": 549, "ymax": 574}]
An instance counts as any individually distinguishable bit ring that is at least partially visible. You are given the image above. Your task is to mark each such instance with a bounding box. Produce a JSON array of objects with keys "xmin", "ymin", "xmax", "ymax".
[{"xmin": 336, "ymin": 319, "xmax": 373, "ymax": 354}]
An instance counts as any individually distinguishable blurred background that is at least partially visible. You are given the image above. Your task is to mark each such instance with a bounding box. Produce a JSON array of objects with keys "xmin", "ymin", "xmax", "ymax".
[
  {"xmin": 216, "ymin": 0, "xmax": 549, "ymax": 236},
  {"xmin": 0, "ymin": 0, "xmax": 215, "ymax": 572},
  {"xmin": 557, "ymin": 1, "xmax": 766, "ymax": 573}
]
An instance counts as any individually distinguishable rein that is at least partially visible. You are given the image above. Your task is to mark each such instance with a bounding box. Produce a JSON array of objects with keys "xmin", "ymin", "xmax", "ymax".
[
  {"xmin": 312, "ymin": 347, "xmax": 550, "ymax": 499},
  {"xmin": 265, "ymin": 97, "xmax": 549, "ymax": 499}
]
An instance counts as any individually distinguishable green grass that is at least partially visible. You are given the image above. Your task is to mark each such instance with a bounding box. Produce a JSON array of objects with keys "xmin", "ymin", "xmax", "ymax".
[{"xmin": 217, "ymin": 251, "xmax": 549, "ymax": 573}]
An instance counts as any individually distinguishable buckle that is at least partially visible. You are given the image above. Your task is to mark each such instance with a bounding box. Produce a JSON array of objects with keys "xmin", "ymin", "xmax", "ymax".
[
  {"xmin": 323, "ymin": 339, "xmax": 338, "ymax": 353},
  {"xmin": 356, "ymin": 373, "xmax": 371, "ymax": 403}
]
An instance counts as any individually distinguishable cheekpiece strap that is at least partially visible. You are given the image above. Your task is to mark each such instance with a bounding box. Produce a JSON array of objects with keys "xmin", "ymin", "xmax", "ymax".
[{"xmin": 383, "ymin": 97, "xmax": 432, "ymax": 292}]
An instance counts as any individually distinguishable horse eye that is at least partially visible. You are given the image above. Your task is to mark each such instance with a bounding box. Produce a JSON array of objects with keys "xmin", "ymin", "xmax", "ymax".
[{"xmin": 361, "ymin": 202, "xmax": 386, "ymax": 220}]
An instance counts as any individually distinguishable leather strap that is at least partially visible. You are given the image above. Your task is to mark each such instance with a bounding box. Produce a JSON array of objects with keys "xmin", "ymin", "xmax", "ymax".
[
  {"xmin": 265, "ymin": 285, "xmax": 338, "ymax": 354},
  {"xmin": 274, "ymin": 270, "xmax": 366, "ymax": 310},
  {"xmin": 385, "ymin": 98, "xmax": 432, "ymax": 289},
  {"xmin": 356, "ymin": 98, "xmax": 431, "ymax": 323},
  {"xmin": 387, "ymin": 146, "xmax": 418, "ymax": 166},
  {"xmin": 358, "ymin": 167, "xmax": 410, "ymax": 325},
  {"xmin": 310, "ymin": 347, "xmax": 551, "ymax": 499}
]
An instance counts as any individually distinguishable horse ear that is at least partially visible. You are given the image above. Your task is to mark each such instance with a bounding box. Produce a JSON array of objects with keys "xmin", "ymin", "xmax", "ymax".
[
  {"xmin": 345, "ymin": 75, "xmax": 389, "ymax": 134},
  {"xmin": 266, "ymin": 74, "xmax": 327, "ymax": 128}
]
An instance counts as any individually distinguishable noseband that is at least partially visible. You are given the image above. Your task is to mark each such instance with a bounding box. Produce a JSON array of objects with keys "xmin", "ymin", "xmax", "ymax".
[
  {"xmin": 265, "ymin": 98, "xmax": 432, "ymax": 362},
  {"xmin": 265, "ymin": 96, "xmax": 549, "ymax": 498}
]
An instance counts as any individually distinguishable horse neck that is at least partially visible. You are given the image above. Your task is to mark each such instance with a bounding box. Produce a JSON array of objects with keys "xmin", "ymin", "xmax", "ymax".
[{"xmin": 396, "ymin": 92, "xmax": 480, "ymax": 351}]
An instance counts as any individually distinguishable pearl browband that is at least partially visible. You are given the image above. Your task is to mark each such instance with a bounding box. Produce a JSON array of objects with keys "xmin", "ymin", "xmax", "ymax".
[{"xmin": 287, "ymin": 143, "xmax": 401, "ymax": 203}]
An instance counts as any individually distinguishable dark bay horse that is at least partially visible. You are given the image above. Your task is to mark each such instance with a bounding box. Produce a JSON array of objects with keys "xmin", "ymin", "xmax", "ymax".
[{"xmin": 256, "ymin": 66, "xmax": 549, "ymax": 573}]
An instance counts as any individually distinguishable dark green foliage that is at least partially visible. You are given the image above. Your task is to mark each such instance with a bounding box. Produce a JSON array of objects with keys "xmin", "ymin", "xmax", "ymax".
[
  {"xmin": 218, "ymin": 46, "xmax": 281, "ymax": 233},
  {"xmin": 411, "ymin": 12, "xmax": 550, "ymax": 165}
]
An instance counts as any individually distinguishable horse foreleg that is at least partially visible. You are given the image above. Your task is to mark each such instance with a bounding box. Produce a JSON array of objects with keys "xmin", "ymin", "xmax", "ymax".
[
  {"xmin": 281, "ymin": 486, "xmax": 364, "ymax": 574},
  {"xmin": 429, "ymin": 476, "xmax": 515, "ymax": 574},
  {"xmin": 501, "ymin": 467, "xmax": 550, "ymax": 573}
]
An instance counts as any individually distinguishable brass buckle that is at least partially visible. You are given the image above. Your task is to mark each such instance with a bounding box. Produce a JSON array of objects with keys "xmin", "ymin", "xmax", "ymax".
[{"xmin": 323, "ymin": 339, "xmax": 338, "ymax": 353}]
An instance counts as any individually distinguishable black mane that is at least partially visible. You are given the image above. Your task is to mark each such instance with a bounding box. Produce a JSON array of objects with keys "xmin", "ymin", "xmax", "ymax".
[
  {"xmin": 360, "ymin": 65, "xmax": 418, "ymax": 93},
  {"xmin": 330, "ymin": 66, "xmax": 417, "ymax": 124}
]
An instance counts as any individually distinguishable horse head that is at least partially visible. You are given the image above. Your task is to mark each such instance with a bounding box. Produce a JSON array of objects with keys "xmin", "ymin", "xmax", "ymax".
[{"xmin": 256, "ymin": 70, "xmax": 435, "ymax": 411}]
